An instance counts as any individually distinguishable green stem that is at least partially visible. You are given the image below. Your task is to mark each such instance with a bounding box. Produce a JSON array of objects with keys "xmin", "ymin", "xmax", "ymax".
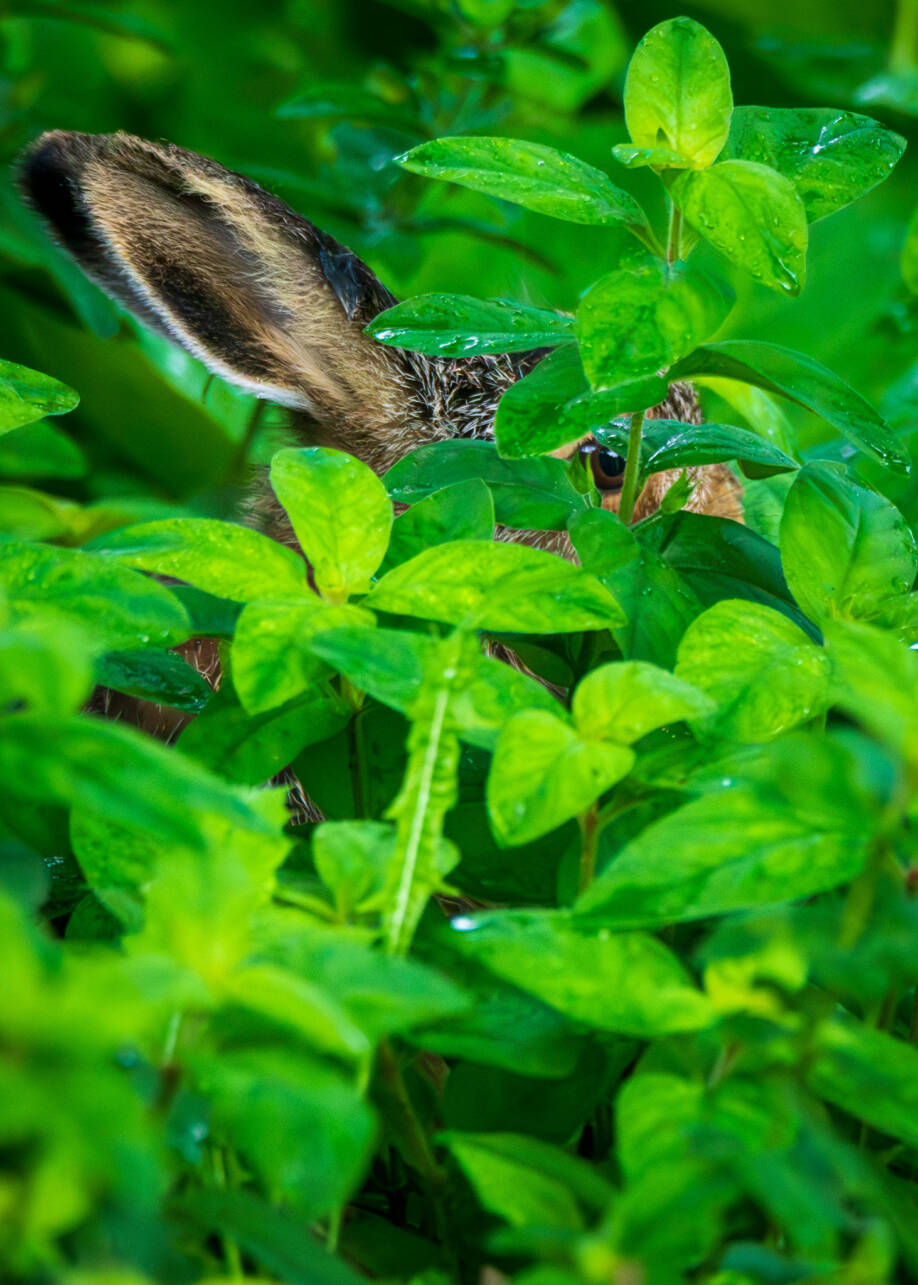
[
  {"xmin": 577, "ymin": 802, "xmax": 601, "ymax": 895},
  {"xmin": 617, "ymin": 410, "xmax": 646, "ymax": 526},
  {"xmin": 666, "ymin": 198, "xmax": 683, "ymax": 266},
  {"xmin": 212, "ymin": 1147, "xmax": 244, "ymax": 1277},
  {"xmin": 890, "ymin": 0, "xmax": 918, "ymax": 72},
  {"xmin": 376, "ymin": 1040, "xmax": 457, "ymax": 1278}
]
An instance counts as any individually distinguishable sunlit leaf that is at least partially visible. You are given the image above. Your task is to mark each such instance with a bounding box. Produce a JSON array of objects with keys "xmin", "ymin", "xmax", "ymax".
[
  {"xmin": 366, "ymin": 538, "xmax": 624, "ymax": 631},
  {"xmin": 270, "ymin": 448, "xmax": 392, "ymax": 600},
  {"xmin": 623, "ymin": 17, "xmax": 733, "ymax": 169}
]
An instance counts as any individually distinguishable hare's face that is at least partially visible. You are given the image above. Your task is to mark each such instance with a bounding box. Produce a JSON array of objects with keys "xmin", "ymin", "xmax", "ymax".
[{"xmin": 19, "ymin": 131, "xmax": 741, "ymax": 538}]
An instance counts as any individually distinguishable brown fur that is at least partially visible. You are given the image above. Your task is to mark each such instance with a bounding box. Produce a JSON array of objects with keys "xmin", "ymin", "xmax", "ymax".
[{"xmin": 19, "ymin": 130, "xmax": 742, "ymax": 761}]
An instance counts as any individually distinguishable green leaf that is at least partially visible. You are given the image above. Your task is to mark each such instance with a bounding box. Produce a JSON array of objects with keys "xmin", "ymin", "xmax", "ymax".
[
  {"xmin": 675, "ymin": 600, "xmax": 831, "ymax": 742},
  {"xmin": 224, "ymin": 963, "xmax": 371, "ymax": 1059},
  {"xmin": 494, "ymin": 343, "xmax": 667, "ymax": 459},
  {"xmin": 310, "ymin": 625, "xmax": 559, "ymax": 750},
  {"xmin": 0, "ymin": 714, "xmax": 272, "ymax": 849},
  {"xmin": 439, "ymin": 1132, "xmax": 593, "ymax": 1230},
  {"xmin": 0, "ymin": 620, "xmax": 93, "ymax": 717},
  {"xmin": 95, "ymin": 648, "xmax": 212, "ymax": 713},
  {"xmin": 487, "ymin": 709, "xmax": 634, "ymax": 844},
  {"xmin": 0, "ymin": 357, "xmax": 79, "ymax": 432},
  {"xmin": 0, "ymin": 540, "xmax": 191, "ymax": 651},
  {"xmin": 381, "ymin": 478, "xmax": 494, "ymax": 571},
  {"xmin": 576, "ymin": 739, "xmax": 872, "ymax": 926},
  {"xmin": 91, "ymin": 518, "xmax": 310, "ymax": 603},
  {"xmin": 695, "ymin": 375, "xmax": 799, "ymax": 456},
  {"xmin": 178, "ymin": 688, "xmax": 348, "ymax": 785},
  {"xmin": 177, "ymin": 1188, "xmax": 364, "ymax": 1285},
  {"xmin": 823, "ymin": 620, "xmax": 918, "ymax": 769},
  {"xmin": 671, "ymin": 160, "xmax": 808, "ymax": 296},
  {"xmin": 366, "ymin": 538, "xmax": 624, "ymax": 631},
  {"xmin": 194, "ymin": 1048, "xmax": 376, "ymax": 1219},
  {"xmin": 593, "ymin": 418, "xmax": 799, "ymax": 481},
  {"xmin": 397, "ymin": 136, "xmax": 656, "ymax": 241},
  {"xmin": 723, "ymin": 107, "xmax": 906, "ymax": 222},
  {"xmin": 576, "ymin": 261, "xmax": 731, "ymax": 389},
  {"xmin": 445, "ymin": 910, "xmax": 713, "ymax": 1035},
  {"xmin": 232, "ymin": 599, "xmax": 374, "ymax": 714},
  {"xmin": 569, "ymin": 508, "xmax": 701, "ymax": 668},
  {"xmin": 573, "ymin": 660, "xmax": 714, "ymax": 743},
  {"xmin": 263, "ymin": 921, "xmax": 470, "ymax": 1040},
  {"xmin": 366, "ymin": 294, "xmax": 574, "ymax": 356},
  {"xmin": 381, "ymin": 631, "xmax": 471, "ymax": 953},
  {"xmin": 670, "ymin": 341, "xmax": 910, "ymax": 473},
  {"xmin": 269, "ymin": 447, "xmax": 393, "ymax": 600},
  {"xmin": 638, "ymin": 511, "xmax": 810, "ymax": 632},
  {"xmin": 622, "ymin": 17, "xmax": 732, "ymax": 169},
  {"xmin": 779, "ymin": 464, "xmax": 918, "ymax": 626},
  {"xmin": 313, "ymin": 819, "xmax": 395, "ymax": 917},
  {"xmin": 385, "ymin": 439, "xmax": 589, "ymax": 532},
  {"xmin": 612, "ymin": 143, "xmax": 691, "ymax": 170},
  {"xmin": 808, "ymin": 1017, "xmax": 918, "ymax": 1150},
  {"xmin": 0, "ymin": 421, "xmax": 86, "ymax": 480}
]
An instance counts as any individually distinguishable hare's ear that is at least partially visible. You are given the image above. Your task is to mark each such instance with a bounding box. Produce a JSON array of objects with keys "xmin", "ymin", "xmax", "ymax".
[{"xmin": 18, "ymin": 130, "xmax": 423, "ymax": 450}]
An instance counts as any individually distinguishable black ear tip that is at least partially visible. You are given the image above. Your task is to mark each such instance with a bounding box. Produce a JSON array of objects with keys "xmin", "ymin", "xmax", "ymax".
[{"xmin": 17, "ymin": 130, "xmax": 98, "ymax": 247}]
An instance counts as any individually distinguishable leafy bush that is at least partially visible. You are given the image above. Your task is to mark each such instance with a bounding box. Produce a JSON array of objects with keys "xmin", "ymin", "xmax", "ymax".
[{"xmin": 5, "ymin": 4, "xmax": 918, "ymax": 1285}]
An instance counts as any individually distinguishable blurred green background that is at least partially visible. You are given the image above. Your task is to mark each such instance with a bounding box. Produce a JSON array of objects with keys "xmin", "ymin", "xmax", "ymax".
[{"xmin": 1, "ymin": 0, "xmax": 916, "ymax": 526}]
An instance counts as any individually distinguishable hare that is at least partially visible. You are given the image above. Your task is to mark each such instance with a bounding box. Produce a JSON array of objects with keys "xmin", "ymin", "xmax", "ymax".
[{"xmin": 19, "ymin": 130, "xmax": 742, "ymax": 547}]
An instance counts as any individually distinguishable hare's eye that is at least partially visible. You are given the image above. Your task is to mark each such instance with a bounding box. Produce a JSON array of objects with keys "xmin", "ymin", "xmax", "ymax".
[{"xmin": 586, "ymin": 446, "xmax": 626, "ymax": 491}]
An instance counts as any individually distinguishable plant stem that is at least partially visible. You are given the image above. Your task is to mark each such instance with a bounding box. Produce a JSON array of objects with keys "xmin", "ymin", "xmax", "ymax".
[
  {"xmin": 666, "ymin": 199, "xmax": 683, "ymax": 265},
  {"xmin": 376, "ymin": 1040, "xmax": 457, "ymax": 1278},
  {"xmin": 617, "ymin": 410, "xmax": 646, "ymax": 526},
  {"xmin": 212, "ymin": 1147, "xmax": 244, "ymax": 1277},
  {"xmin": 890, "ymin": 0, "xmax": 918, "ymax": 72},
  {"xmin": 578, "ymin": 802, "xmax": 601, "ymax": 894}
]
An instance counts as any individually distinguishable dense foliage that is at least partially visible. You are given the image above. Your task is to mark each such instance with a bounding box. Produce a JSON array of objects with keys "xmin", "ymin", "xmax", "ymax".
[{"xmin": 5, "ymin": 2, "xmax": 918, "ymax": 1284}]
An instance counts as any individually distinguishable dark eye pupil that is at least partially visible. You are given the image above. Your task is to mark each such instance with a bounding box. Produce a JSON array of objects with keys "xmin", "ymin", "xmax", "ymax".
[{"xmin": 595, "ymin": 449, "xmax": 625, "ymax": 479}]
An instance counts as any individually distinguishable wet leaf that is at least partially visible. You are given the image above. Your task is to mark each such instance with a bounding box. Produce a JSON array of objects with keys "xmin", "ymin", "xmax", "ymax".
[
  {"xmin": 397, "ymin": 136, "xmax": 656, "ymax": 243},
  {"xmin": 576, "ymin": 261, "xmax": 731, "ymax": 389},
  {"xmin": 674, "ymin": 599, "xmax": 831, "ymax": 742},
  {"xmin": 381, "ymin": 478, "xmax": 493, "ymax": 571},
  {"xmin": 494, "ymin": 343, "xmax": 666, "ymax": 459},
  {"xmin": 573, "ymin": 660, "xmax": 714, "ymax": 743},
  {"xmin": 671, "ymin": 160, "xmax": 808, "ymax": 296},
  {"xmin": 366, "ymin": 538, "xmax": 624, "ymax": 631},
  {"xmin": 487, "ymin": 709, "xmax": 634, "ymax": 844},
  {"xmin": 445, "ymin": 910, "xmax": 713, "ymax": 1035},
  {"xmin": 366, "ymin": 294, "xmax": 574, "ymax": 356},
  {"xmin": 95, "ymin": 648, "xmax": 212, "ymax": 713},
  {"xmin": 780, "ymin": 464, "xmax": 918, "ymax": 625},
  {"xmin": 671, "ymin": 341, "xmax": 910, "ymax": 473},
  {"xmin": 0, "ymin": 357, "xmax": 79, "ymax": 433},
  {"xmin": 232, "ymin": 599, "xmax": 374, "ymax": 714},
  {"xmin": 385, "ymin": 438, "xmax": 590, "ymax": 531},
  {"xmin": 723, "ymin": 106, "xmax": 906, "ymax": 222},
  {"xmin": 576, "ymin": 739, "xmax": 873, "ymax": 926},
  {"xmin": 0, "ymin": 540, "xmax": 191, "ymax": 651},
  {"xmin": 91, "ymin": 518, "xmax": 310, "ymax": 603},
  {"xmin": 593, "ymin": 418, "xmax": 799, "ymax": 480},
  {"xmin": 623, "ymin": 17, "xmax": 733, "ymax": 169}
]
